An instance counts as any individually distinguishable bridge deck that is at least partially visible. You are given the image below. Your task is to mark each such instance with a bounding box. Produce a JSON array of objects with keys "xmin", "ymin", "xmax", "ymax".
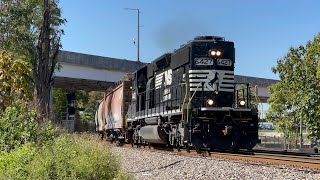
[{"xmin": 56, "ymin": 50, "xmax": 278, "ymax": 101}]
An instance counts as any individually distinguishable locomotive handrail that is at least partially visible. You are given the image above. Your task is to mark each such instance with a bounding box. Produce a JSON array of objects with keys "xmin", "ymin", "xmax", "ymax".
[
  {"xmin": 234, "ymin": 83, "xmax": 252, "ymax": 108},
  {"xmin": 253, "ymin": 85, "xmax": 261, "ymax": 104},
  {"xmin": 135, "ymin": 83, "xmax": 185, "ymax": 118},
  {"xmin": 186, "ymin": 82, "xmax": 203, "ymax": 123},
  {"xmin": 133, "ymin": 81, "xmax": 254, "ymax": 119},
  {"xmin": 181, "ymin": 81, "xmax": 188, "ymax": 123}
]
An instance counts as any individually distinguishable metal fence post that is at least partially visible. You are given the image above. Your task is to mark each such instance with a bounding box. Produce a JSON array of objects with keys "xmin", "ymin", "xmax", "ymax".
[{"xmin": 265, "ymin": 136, "xmax": 267, "ymax": 146}]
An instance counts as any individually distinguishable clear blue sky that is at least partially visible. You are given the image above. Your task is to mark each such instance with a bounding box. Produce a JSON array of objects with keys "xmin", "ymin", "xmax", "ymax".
[{"xmin": 59, "ymin": 0, "xmax": 320, "ymax": 79}]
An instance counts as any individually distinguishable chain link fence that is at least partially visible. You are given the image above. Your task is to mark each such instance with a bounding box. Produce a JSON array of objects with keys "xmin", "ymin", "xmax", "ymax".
[{"xmin": 258, "ymin": 135, "xmax": 312, "ymax": 149}]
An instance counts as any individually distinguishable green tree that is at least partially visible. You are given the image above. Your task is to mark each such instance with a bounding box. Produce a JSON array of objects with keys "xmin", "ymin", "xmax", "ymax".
[
  {"xmin": 268, "ymin": 33, "xmax": 320, "ymax": 139},
  {"xmin": 0, "ymin": 0, "xmax": 66, "ymax": 119},
  {"xmin": 0, "ymin": 51, "xmax": 32, "ymax": 110},
  {"xmin": 53, "ymin": 88, "xmax": 89, "ymax": 120},
  {"xmin": 79, "ymin": 91, "xmax": 103, "ymax": 131},
  {"xmin": 266, "ymin": 82, "xmax": 299, "ymax": 144},
  {"xmin": 53, "ymin": 88, "xmax": 103, "ymax": 131}
]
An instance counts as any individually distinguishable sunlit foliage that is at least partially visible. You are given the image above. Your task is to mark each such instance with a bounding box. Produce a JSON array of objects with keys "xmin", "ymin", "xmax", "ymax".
[
  {"xmin": 267, "ymin": 33, "xmax": 320, "ymax": 139},
  {"xmin": 0, "ymin": 51, "xmax": 32, "ymax": 110}
]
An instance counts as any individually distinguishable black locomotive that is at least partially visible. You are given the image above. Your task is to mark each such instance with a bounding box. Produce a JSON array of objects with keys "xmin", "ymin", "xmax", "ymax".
[{"xmin": 96, "ymin": 36, "xmax": 260, "ymax": 151}]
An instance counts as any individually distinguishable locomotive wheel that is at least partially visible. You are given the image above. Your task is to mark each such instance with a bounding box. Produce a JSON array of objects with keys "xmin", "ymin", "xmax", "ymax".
[
  {"xmin": 176, "ymin": 139, "xmax": 181, "ymax": 151},
  {"xmin": 185, "ymin": 144, "xmax": 190, "ymax": 152},
  {"xmin": 176, "ymin": 143, "xmax": 181, "ymax": 151},
  {"xmin": 116, "ymin": 141, "xmax": 122, "ymax": 146},
  {"xmin": 100, "ymin": 133, "xmax": 105, "ymax": 141},
  {"xmin": 195, "ymin": 147, "xmax": 202, "ymax": 154}
]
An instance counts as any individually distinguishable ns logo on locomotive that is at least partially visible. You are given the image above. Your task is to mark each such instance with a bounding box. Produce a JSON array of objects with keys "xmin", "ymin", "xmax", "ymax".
[{"xmin": 95, "ymin": 36, "xmax": 260, "ymax": 151}]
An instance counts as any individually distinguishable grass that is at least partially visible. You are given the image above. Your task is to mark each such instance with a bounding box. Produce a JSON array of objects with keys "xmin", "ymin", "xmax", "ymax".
[{"xmin": 0, "ymin": 133, "xmax": 131, "ymax": 180}]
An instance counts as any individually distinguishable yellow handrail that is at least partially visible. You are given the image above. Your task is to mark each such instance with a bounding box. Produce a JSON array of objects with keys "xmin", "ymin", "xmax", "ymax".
[
  {"xmin": 186, "ymin": 82, "xmax": 202, "ymax": 123},
  {"xmin": 181, "ymin": 81, "xmax": 188, "ymax": 123},
  {"xmin": 253, "ymin": 85, "xmax": 261, "ymax": 104}
]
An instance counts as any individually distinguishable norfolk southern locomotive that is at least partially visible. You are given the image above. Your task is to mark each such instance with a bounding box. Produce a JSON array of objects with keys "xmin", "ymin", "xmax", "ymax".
[{"xmin": 95, "ymin": 36, "xmax": 260, "ymax": 150}]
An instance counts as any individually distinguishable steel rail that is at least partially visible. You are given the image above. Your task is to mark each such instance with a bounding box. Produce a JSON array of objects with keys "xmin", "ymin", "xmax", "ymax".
[{"xmin": 115, "ymin": 143, "xmax": 320, "ymax": 171}]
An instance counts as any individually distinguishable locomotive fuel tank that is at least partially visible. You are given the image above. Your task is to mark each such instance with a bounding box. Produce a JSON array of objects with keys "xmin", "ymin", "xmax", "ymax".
[{"xmin": 140, "ymin": 125, "xmax": 168, "ymax": 144}]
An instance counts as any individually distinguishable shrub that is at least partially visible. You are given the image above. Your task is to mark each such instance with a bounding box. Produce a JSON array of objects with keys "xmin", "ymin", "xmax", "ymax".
[
  {"xmin": 27, "ymin": 133, "xmax": 130, "ymax": 179},
  {"xmin": 0, "ymin": 100, "xmax": 56, "ymax": 152},
  {"xmin": 0, "ymin": 143, "xmax": 36, "ymax": 179},
  {"xmin": 0, "ymin": 134, "xmax": 130, "ymax": 179}
]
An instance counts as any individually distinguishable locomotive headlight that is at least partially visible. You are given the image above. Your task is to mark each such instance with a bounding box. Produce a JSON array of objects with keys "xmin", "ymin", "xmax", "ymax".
[
  {"xmin": 209, "ymin": 50, "xmax": 216, "ymax": 56},
  {"xmin": 209, "ymin": 49, "xmax": 222, "ymax": 57},
  {"xmin": 207, "ymin": 99, "xmax": 214, "ymax": 106},
  {"xmin": 239, "ymin": 100, "xmax": 246, "ymax": 106}
]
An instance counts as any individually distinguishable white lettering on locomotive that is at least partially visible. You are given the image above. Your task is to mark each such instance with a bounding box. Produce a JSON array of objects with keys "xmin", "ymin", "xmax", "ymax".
[
  {"xmin": 155, "ymin": 69, "xmax": 173, "ymax": 101},
  {"xmin": 163, "ymin": 88, "xmax": 171, "ymax": 101},
  {"xmin": 164, "ymin": 69, "xmax": 172, "ymax": 85},
  {"xmin": 217, "ymin": 59, "xmax": 232, "ymax": 66},
  {"xmin": 156, "ymin": 69, "xmax": 172, "ymax": 88},
  {"xmin": 194, "ymin": 57, "xmax": 214, "ymax": 66}
]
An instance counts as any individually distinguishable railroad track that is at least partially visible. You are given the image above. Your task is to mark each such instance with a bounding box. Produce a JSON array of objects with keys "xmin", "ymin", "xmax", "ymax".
[
  {"xmin": 117, "ymin": 143, "xmax": 320, "ymax": 171},
  {"xmin": 208, "ymin": 151, "xmax": 320, "ymax": 171}
]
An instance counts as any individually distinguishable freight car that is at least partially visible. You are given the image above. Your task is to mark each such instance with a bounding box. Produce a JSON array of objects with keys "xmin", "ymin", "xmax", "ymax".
[
  {"xmin": 95, "ymin": 36, "xmax": 260, "ymax": 151},
  {"xmin": 95, "ymin": 75, "xmax": 133, "ymax": 141}
]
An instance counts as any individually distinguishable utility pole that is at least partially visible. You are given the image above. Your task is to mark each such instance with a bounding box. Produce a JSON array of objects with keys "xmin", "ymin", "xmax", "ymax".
[{"xmin": 125, "ymin": 8, "xmax": 141, "ymax": 62}]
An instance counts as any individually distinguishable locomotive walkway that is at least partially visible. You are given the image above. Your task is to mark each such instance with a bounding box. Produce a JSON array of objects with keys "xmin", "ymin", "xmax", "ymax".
[{"xmin": 55, "ymin": 50, "xmax": 278, "ymax": 102}]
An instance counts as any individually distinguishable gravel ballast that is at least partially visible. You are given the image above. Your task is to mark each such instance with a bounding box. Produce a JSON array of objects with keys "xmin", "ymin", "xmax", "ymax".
[{"xmin": 111, "ymin": 146, "xmax": 320, "ymax": 180}]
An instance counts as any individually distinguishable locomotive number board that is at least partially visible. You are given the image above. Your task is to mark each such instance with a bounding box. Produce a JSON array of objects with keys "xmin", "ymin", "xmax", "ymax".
[
  {"xmin": 217, "ymin": 59, "xmax": 232, "ymax": 66},
  {"xmin": 194, "ymin": 57, "xmax": 213, "ymax": 66}
]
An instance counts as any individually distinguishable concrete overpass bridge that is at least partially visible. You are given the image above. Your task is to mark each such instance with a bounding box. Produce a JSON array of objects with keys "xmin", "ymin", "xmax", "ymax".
[
  {"xmin": 55, "ymin": 50, "xmax": 144, "ymax": 91},
  {"xmin": 55, "ymin": 50, "xmax": 278, "ymax": 102}
]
